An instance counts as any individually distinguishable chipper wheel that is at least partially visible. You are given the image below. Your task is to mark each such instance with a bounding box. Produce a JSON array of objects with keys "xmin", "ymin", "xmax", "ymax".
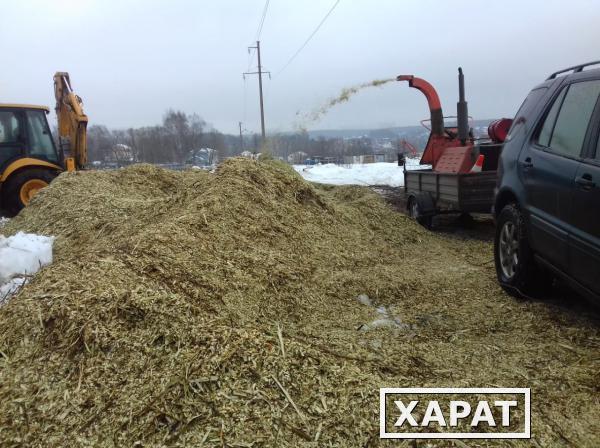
[{"xmin": 2, "ymin": 168, "xmax": 57, "ymax": 216}]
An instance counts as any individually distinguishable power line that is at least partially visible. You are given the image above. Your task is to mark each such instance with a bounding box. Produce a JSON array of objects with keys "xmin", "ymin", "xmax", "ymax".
[
  {"xmin": 276, "ymin": 0, "xmax": 340, "ymax": 76},
  {"xmin": 254, "ymin": 0, "xmax": 270, "ymax": 41},
  {"xmin": 246, "ymin": 0, "xmax": 270, "ymax": 72},
  {"xmin": 246, "ymin": 48, "xmax": 256, "ymax": 73},
  {"xmin": 242, "ymin": 1, "xmax": 271, "ymax": 138}
]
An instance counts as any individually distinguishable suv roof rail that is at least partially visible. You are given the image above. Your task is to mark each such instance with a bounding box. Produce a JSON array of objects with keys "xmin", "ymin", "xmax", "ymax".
[{"xmin": 547, "ymin": 60, "xmax": 600, "ymax": 80}]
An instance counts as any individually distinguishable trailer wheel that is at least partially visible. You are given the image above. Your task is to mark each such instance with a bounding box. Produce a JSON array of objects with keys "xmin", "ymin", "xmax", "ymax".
[
  {"xmin": 494, "ymin": 203, "xmax": 552, "ymax": 298},
  {"xmin": 408, "ymin": 197, "xmax": 433, "ymax": 229}
]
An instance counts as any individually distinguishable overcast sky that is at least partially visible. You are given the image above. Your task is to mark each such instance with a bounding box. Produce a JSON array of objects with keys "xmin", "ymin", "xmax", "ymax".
[{"xmin": 1, "ymin": 0, "xmax": 598, "ymax": 134}]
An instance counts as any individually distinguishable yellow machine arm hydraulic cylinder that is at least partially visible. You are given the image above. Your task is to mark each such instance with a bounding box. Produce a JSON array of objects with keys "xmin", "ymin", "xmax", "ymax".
[{"xmin": 54, "ymin": 72, "xmax": 88, "ymax": 171}]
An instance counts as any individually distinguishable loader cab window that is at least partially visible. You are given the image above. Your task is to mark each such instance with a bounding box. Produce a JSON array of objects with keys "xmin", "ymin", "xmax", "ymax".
[
  {"xmin": 26, "ymin": 110, "xmax": 59, "ymax": 162},
  {"xmin": 0, "ymin": 111, "xmax": 22, "ymax": 144},
  {"xmin": 0, "ymin": 110, "xmax": 24, "ymax": 168}
]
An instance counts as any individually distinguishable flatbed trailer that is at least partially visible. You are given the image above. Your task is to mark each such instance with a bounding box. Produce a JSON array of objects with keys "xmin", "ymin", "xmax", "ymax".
[{"xmin": 403, "ymin": 143, "xmax": 501, "ymax": 228}]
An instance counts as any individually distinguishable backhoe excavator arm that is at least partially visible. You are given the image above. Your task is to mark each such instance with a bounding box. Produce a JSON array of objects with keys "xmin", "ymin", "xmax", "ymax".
[{"xmin": 54, "ymin": 72, "xmax": 88, "ymax": 171}]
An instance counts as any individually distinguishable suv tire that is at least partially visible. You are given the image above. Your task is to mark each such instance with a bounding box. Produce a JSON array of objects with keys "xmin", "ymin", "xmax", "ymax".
[{"xmin": 494, "ymin": 203, "xmax": 551, "ymax": 298}]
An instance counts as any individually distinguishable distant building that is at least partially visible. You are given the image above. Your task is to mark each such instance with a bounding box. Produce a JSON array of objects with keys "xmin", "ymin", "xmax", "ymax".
[
  {"xmin": 287, "ymin": 151, "xmax": 308, "ymax": 164},
  {"xmin": 107, "ymin": 143, "xmax": 135, "ymax": 164},
  {"xmin": 343, "ymin": 153, "xmax": 394, "ymax": 164},
  {"xmin": 186, "ymin": 148, "xmax": 216, "ymax": 167}
]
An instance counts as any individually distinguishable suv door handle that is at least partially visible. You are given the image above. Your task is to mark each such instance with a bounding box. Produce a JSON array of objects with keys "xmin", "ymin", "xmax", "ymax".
[
  {"xmin": 522, "ymin": 157, "xmax": 533, "ymax": 169},
  {"xmin": 575, "ymin": 174, "xmax": 595, "ymax": 189}
]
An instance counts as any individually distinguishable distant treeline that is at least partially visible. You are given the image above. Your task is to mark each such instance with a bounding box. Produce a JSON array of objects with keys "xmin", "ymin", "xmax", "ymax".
[
  {"xmin": 87, "ymin": 110, "xmax": 231, "ymax": 164},
  {"xmin": 87, "ymin": 109, "xmax": 427, "ymax": 165}
]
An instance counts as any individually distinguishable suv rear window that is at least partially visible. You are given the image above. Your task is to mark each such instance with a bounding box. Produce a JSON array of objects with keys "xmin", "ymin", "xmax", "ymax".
[{"xmin": 536, "ymin": 80, "xmax": 600, "ymax": 158}]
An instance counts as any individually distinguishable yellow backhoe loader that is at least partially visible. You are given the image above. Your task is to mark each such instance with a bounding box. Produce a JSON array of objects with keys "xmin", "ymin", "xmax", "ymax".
[{"xmin": 0, "ymin": 72, "xmax": 87, "ymax": 215}]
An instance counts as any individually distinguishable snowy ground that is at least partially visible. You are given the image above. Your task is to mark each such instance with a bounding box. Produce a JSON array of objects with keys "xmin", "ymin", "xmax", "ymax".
[
  {"xmin": 293, "ymin": 159, "xmax": 425, "ymax": 187},
  {"xmin": 0, "ymin": 232, "xmax": 54, "ymax": 304}
]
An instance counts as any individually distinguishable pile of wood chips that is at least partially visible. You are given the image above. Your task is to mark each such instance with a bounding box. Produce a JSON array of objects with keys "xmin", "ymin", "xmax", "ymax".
[{"xmin": 0, "ymin": 159, "xmax": 598, "ymax": 447}]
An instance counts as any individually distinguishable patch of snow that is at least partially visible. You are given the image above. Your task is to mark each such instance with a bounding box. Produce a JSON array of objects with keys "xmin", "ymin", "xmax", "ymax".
[
  {"xmin": 192, "ymin": 165, "xmax": 215, "ymax": 171},
  {"xmin": 359, "ymin": 318, "xmax": 403, "ymax": 331},
  {"xmin": 0, "ymin": 217, "xmax": 9, "ymax": 229},
  {"xmin": 356, "ymin": 293, "xmax": 372, "ymax": 306},
  {"xmin": 375, "ymin": 305, "xmax": 388, "ymax": 315},
  {"xmin": 0, "ymin": 232, "xmax": 54, "ymax": 305},
  {"xmin": 0, "ymin": 277, "xmax": 27, "ymax": 304},
  {"xmin": 357, "ymin": 301, "xmax": 411, "ymax": 332},
  {"xmin": 294, "ymin": 159, "xmax": 425, "ymax": 187}
]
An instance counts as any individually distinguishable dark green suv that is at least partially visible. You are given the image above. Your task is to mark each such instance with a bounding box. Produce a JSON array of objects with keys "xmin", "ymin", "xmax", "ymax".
[{"xmin": 494, "ymin": 62, "xmax": 600, "ymax": 303}]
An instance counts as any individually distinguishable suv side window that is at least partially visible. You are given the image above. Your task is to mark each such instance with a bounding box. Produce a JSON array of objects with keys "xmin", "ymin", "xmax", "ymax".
[
  {"xmin": 536, "ymin": 80, "xmax": 600, "ymax": 158},
  {"xmin": 505, "ymin": 87, "xmax": 547, "ymax": 141},
  {"xmin": 537, "ymin": 88, "xmax": 567, "ymax": 147}
]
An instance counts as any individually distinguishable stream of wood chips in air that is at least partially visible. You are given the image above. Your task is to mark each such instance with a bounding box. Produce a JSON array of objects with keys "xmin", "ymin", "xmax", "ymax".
[{"xmin": 296, "ymin": 78, "xmax": 395, "ymax": 129}]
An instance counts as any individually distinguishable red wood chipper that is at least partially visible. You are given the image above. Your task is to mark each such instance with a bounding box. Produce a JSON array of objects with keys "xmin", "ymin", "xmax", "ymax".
[{"xmin": 398, "ymin": 68, "xmax": 511, "ymax": 227}]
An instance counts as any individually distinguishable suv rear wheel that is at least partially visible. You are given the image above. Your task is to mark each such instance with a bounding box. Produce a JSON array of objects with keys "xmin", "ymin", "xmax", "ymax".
[{"xmin": 494, "ymin": 203, "xmax": 552, "ymax": 298}]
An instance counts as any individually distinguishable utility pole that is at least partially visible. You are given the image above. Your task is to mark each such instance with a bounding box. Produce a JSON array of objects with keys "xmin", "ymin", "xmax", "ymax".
[
  {"xmin": 256, "ymin": 41, "xmax": 266, "ymax": 142},
  {"xmin": 238, "ymin": 121, "xmax": 244, "ymax": 152},
  {"xmin": 243, "ymin": 40, "xmax": 270, "ymax": 146}
]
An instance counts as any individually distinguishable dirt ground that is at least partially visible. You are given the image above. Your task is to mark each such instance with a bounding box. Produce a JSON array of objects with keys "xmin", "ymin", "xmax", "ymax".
[
  {"xmin": 373, "ymin": 184, "xmax": 600, "ymax": 307},
  {"xmin": 371, "ymin": 185, "xmax": 496, "ymax": 242},
  {"xmin": 372, "ymin": 184, "xmax": 600, "ymax": 446},
  {"xmin": 0, "ymin": 163, "xmax": 599, "ymax": 447}
]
